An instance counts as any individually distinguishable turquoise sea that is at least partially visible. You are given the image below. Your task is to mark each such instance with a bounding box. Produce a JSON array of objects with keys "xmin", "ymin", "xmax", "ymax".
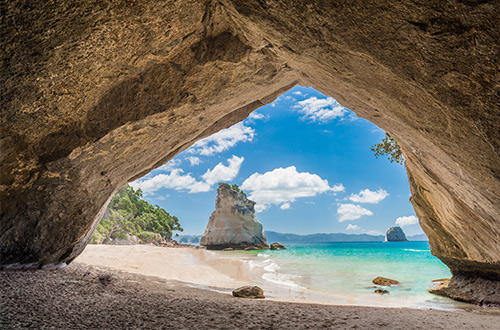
[{"xmin": 238, "ymin": 241, "xmax": 466, "ymax": 309}]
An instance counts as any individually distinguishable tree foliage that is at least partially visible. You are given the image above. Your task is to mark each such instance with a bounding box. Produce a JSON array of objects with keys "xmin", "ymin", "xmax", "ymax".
[
  {"xmin": 371, "ymin": 133, "xmax": 404, "ymax": 165},
  {"xmin": 91, "ymin": 184, "xmax": 183, "ymax": 244},
  {"xmin": 218, "ymin": 182, "xmax": 247, "ymax": 197}
]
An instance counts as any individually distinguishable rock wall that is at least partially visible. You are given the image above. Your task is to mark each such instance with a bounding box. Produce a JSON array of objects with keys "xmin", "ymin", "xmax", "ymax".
[
  {"xmin": 201, "ymin": 185, "xmax": 268, "ymax": 250},
  {"xmin": 1, "ymin": 0, "xmax": 499, "ymax": 303}
]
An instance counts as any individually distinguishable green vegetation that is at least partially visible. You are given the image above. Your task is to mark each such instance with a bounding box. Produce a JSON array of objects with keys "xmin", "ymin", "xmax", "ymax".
[
  {"xmin": 91, "ymin": 184, "xmax": 183, "ymax": 244},
  {"xmin": 218, "ymin": 182, "xmax": 247, "ymax": 197},
  {"xmin": 371, "ymin": 133, "xmax": 404, "ymax": 165}
]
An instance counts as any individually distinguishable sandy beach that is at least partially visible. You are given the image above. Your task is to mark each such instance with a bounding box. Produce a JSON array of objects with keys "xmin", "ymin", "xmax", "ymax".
[{"xmin": 2, "ymin": 245, "xmax": 499, "ymax": 329}]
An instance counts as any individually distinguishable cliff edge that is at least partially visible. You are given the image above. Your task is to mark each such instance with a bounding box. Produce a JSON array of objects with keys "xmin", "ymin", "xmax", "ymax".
[{"xmin": 200, "ymin": 184, "xmax": 269, "ymax": 250}]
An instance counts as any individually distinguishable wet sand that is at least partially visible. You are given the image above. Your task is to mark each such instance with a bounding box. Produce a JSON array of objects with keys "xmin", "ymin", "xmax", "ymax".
[{"xmin": 1, "ymin": 245, "xmax": 499, "ymax": 329}]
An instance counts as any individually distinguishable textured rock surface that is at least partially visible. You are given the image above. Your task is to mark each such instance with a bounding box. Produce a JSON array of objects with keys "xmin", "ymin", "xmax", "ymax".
[
  {"xmin": 372, "ymin": 277, "xmax": 400, "ymax": 286},
  {"xmin": 386, "ymin": 227, "xmax": 408, "ymax": 242},
  {"xmin": 1, "ymin": 0, "xmax": 499, "ymax": 303},
  {"xmin": 270, "ymin": 242, "xmax": 286, "ymax": 250},
  {"xmin": 200, "ymin": 185, "xmax": 268, "ymax": 250},
  {"xmin": 232, "ymin": 286, "xmax": 265, "ymax": 299},
  {"xmin": 429, "ymin": 274, "xmax": 500, "ymax": 306}
]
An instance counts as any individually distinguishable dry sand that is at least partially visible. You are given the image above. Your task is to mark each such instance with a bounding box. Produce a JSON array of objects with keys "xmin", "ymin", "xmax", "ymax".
[{"xmin": 2, "ymin": 245, "xmax": 499, "ymax": 329}]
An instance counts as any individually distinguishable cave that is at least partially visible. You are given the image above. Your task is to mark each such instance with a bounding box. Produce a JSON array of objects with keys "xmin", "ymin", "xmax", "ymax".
[{"xmin": 1, "ymin": 0, "xmax": 499, "ymax": 304}]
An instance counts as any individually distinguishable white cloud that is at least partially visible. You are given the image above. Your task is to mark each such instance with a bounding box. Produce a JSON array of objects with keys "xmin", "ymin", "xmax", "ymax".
[
  {"xmin": 395, "ymin": 215, "xmax": 418, "ymax": 227},
  {"xmin": 346, "ymin": 224, "xmax": 360, "ymax": 231},
  {"xmin": 244, "ymin": 111, "xmax": 269, "ymax": 125},
  {"xmin": 187, "ymin": 156, "xmax": 201, "ymax": 166},
  {"xmin": 280, "ymin": 203, "xmax": 291, "ymax": 210},
  {"xmin": 337, "ymin": 204, "xmax": 373, "ymax": 222},
  {"xmin": 292, "ymin": 91, "xmax": 303, "ymax": 96},
  {"xmin": 241, "ymin": 166, "xmax": 344, "ymax": 212},
  {"xmin": 131, "ymin": 169, "xmax": 210, "ymax": 195},
  {"xmin": 187, "ymin": 122, "xmax": 255, "ymax": 156},
  {"xmin": 294, "ymin": 96, "xmax": 346, "ymax": 123},
  {"xmin": 280, "ymin": 203, "xmax": 290, "ymax": 210},
  {"xmin": 349, "ymin": 189, "xmax": 389, "ymax": 204},
  {"xmin": 367, "ymin": 230, "xmax": 384, "ymax": 236},
  {"xmin": 202, "ymin": 155, "xmax": 244, "ymax": 185},
  {"xmin": 155, "ymin": 158, "xmax": 181, "ymax": 172}
]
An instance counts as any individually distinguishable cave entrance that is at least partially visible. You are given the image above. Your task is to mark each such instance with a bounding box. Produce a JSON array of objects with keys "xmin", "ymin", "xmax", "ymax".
[{"xmin": 82, "ymin": 86, "xmax": 455, "ymax": 308}]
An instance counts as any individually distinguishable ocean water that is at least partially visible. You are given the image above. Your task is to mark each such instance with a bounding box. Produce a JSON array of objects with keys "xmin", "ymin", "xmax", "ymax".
[{"xmin": 238, "ymin": 241, "xmax": 466, "ymax": 309}]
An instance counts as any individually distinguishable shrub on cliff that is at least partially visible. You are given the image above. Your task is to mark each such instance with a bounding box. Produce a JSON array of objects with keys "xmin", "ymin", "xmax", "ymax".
[
  {"xmin": 219, "ymin": 182, "xmax": 247, "ymax": 197},
  {"xmin": 371, "ymin": 133, "xmax": 404, "ymax": 165}
]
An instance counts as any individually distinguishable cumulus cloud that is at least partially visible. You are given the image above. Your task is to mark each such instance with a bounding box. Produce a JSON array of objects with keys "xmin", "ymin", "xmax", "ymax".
[
  {"xmin": 241, "ymin": 166, "xmax": 344, "ymax": 212},
  {"xmin": 395, "ymin": 215, "xmax": 419, "ymax": 227},
  {"xmin": 187, "ymin": 156, "xmax": 201, "ymax": 166},
  {"xmin": 337, "ymin": 204, "xmax": 373, "ymax": 222},
  {"xmin": 367, "ymin": 230, "xmax": 384, "ymax": 236},
  {"xmin": 130, "ymin": 169, "xmax": 210, "ymax": 195},
  {"xmin": 292, "ymin": 91, "xmax": 303, "ymax": 96},
  {"xmin": 187, "ymin": 123, "xmax": 255, "ymax": 156},
  {"xmin": 280, "ymin": 203, "xmax": 291, "ymax": 210},
  {"xmin": 202, "ymin": 155, "xmax": 244, "ymax": 185},
  {"xmin": 346, "ymin": 224, "xmax": 360, "ymax": 231},
  {"xmin": 294, "ymin": 96, "xmax": 346, "ymax": 123},
  {"xmin": 245, "ymin": 111, "xmax": 269, "ymax": 124},
  {"xmin": 155, "ymin": 158, "xmax": 181, "ymax": 172},
  {"xmin": 349, "ymin": 189, "xmax": 389, "ymax": 204}
]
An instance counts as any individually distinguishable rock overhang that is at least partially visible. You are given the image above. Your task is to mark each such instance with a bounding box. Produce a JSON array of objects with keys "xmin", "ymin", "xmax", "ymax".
[{"xmin": 1, "ymin": 0, "xmax": 499, "ymax": 304}]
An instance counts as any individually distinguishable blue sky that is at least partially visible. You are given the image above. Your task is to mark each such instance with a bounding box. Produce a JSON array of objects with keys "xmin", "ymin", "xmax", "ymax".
[{"xmin": 131, "ymin": 86, "xmax": 424, "ymax": 237}]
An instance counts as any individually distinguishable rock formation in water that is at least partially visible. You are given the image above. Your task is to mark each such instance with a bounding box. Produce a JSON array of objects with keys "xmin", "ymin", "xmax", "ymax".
[
  {"xmin": 200, "ymin": 184, "xmax": 269, "ymax": 250},
  {"xmin": 270, "ymin": 242, "xmax": 286, "ymax": 250},
  {"xmin": 372, "ymin": 277, "xmax": 400, "ymax": 286},
  {"xmin": 1, "ymin": 0, "xmax": 499, "ymax": 304},
  {"xmin": 386, "ymin": 227, "xmax": 408, "ymax": 242}
]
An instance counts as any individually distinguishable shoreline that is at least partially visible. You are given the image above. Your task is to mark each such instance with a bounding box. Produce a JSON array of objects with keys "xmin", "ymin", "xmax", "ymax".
[
  {"xmin": 76, "ymin": 244, "xmax": 491, "ymax": 312},
  {"xmin": 2, "ymin": 260, "xmax": 499, "ymax": 329}
]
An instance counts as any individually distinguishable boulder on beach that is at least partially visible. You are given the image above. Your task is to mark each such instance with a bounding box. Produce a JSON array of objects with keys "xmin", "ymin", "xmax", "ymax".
[
  {"xmin": 200, "ymin": 183, "xmax": 269, "ymax": 250},
  {"xmin": 374, "ymin": 289, "xmax": 390, "ymax": 295},
  {"xmin": 373, "ymin": 276, "xmax": 400, "ymax": 286},
  {"xmin": 270, "ymin": 242, "xmax": 286, "ymax": 250},
  {"xmin": 385, "ymin": 226, "xmax": 408, "ymax": 242},
  {"xmin": 232, "ymin": 286, "xmax": 265, "ymax": 299}
]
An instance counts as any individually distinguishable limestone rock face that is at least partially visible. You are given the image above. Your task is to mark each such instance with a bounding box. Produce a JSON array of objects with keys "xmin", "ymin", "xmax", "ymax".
[
  {"xmin": 386, "ymin": 227, "xmax": 408, "ymax": 242},
  {"xmin": 200, "ymin": 185, "xmax": 268, "ymax": 250},
  {"xmin": 1, "ymin": 0, "xmax": 499, "ymax": 304}
]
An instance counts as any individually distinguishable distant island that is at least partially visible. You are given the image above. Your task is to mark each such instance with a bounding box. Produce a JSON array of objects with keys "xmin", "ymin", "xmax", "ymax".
[{"xmin": 265, "ymin": 231, "xmax": 427, "ymax": 243}]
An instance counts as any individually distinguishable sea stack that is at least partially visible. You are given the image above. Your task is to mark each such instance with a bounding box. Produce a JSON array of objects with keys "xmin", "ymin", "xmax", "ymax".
[
  {"xmin": 200, "ymin": 183, "xmax": 269, "ymax": 250},
  {"xmin": 386, "ymin": 226, "xmax": 408, "ymax": 242}
]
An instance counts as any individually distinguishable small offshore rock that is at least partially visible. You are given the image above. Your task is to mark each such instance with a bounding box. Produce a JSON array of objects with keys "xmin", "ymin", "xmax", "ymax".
[
  {"xmin": 385, "ymin": 226, "xmax": 408, "ymax": 241},
  {"xmin": 244, "ymin": 246, "xmax": 258, "ymax": 251},
  {"xmin": 270, "ymin": 242, "xmax": 286, "ymax": 250},
  {"xmin": 375, "ymin": 289, "xmax": 390, "ymax": 295},
  {"xmin": 232, "ymin": 286, "xmax": 265, "ymax": 299},
  {"xmin": 373, "ymin": 276, "xmax": 400, "ymax": 286}
]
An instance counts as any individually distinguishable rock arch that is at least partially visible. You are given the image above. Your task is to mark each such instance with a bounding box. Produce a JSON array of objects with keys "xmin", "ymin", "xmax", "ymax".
[{"xmin": 1, "ymin": 1, "xmax": 499, "ymax": 302}]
